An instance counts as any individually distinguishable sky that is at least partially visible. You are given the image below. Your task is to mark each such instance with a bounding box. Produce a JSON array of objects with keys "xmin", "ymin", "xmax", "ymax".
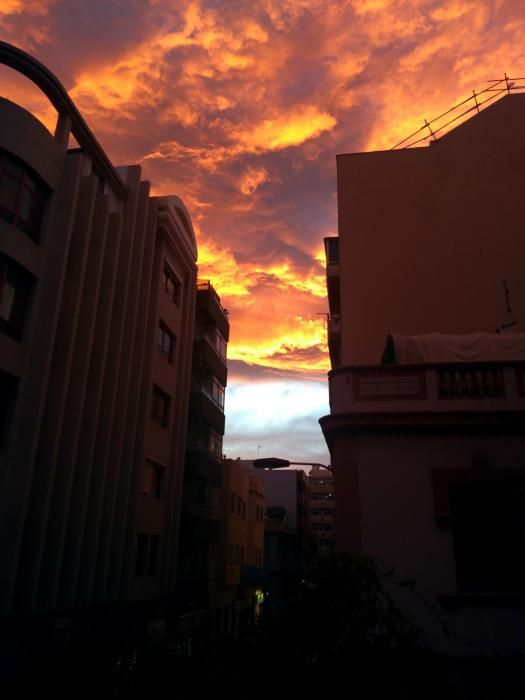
[{"xmin": 2, "ymin": 0, "xmax": 525, "ymax": 465}]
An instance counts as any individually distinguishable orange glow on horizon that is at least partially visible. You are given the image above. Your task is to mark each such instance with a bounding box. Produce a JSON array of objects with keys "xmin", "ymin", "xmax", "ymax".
[{"xmin": 3, "ymin": 0, "xmax": 525, "ymax": 383}]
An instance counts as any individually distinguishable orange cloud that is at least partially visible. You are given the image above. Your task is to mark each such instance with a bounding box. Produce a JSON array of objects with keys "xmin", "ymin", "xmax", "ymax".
[
  {"xmin": 235, "ymin": 106, "xmax": 336, "ymax": 151},
  {"xmin": 239, "ymin": 167, "xmax": 270, "ymax": 195},
  {"xmin": 0, "ymin": 0, "xmax": 52, "ymax": 15}
]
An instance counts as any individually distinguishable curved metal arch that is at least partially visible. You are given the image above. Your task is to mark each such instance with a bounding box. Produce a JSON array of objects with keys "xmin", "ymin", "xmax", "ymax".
[{"xmin": 0, "ymin": 41, "xmax": 127, "ymax": 198}]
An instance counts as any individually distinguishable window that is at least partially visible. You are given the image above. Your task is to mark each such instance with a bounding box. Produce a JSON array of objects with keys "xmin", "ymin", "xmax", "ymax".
[
  {"xmin": 450, "ymin": 480, "xmax": 525, "ymax": 593},
  {"xmin": 151, "ymin": 384, "xmax": 170, "ymax": 427},
  {"xmin": 324, "ymin": 237, "xmax": 339, "ymax": 264},
  {"xmin": 142, "ymin": 459, "xmax": 164, "ymax": 498},
  {"xmin": 311, "ymin": 493, "xmax": 334, "ymax": 501},
  {"xmin": 157, "ymin": 320, "xmax": 175, "ymax": 362},
  {"xmin": 163, "ymin": 263, "xmax": 181, "ymax": 305},
  {"xmin": 149, "ymin": 535, "xmax": 160, "ymax": 576},
  {"xmin": 135, "ymin": 533, "xmax": 149, "ymax": 577},
  {"xmin": 135, "ymin": 533, "xmax": 160, "ymax": 577},
  {"xmin": 0, "ymin": 151, "xmax": 47, "ymax": 241},
  {"xmin": 211, "ymin": 377, "xmax": 225, "ymax": 410},
  {"xmin": 0, "ymin": 256, "xmax": 33, "ymax": 341},
  {"xmin": 0, "ymin": 370, "xmax": 17, "ymax": 452},
  {"xmin": 208, "ymin": 428, "xmax": 223, "ymax": 457},
  {"xmin": 215, "ymin": 330, "xmax": 227, "ymax": 360}
]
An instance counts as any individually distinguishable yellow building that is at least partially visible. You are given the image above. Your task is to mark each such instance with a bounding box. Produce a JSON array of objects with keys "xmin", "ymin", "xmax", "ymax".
[{"xmin": 212, "ymin": 459, "xmax": 264, "ymax": 638}]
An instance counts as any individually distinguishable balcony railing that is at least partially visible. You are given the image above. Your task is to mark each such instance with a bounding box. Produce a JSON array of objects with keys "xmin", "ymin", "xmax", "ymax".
[
  {"xmin": 329, "ymin": 362, "xmax": 525, "ymax": 414},
  {"xmin": 437, "ymin": 366, "xmax": 505, "ymax": 400},
  {"xmin": 197, "ymin": 278, "xmax": 229, "ymax": 317}
]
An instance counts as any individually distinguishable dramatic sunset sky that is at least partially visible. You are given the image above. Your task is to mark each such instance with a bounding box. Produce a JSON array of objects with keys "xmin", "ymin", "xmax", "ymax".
[{"xmin": 2, "ymin": 0, "xmax": 524, "ymax": 464}]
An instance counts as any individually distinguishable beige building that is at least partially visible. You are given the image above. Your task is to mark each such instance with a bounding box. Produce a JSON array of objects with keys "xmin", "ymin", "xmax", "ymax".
[
  {"xmin": 321, "ymin": 94, "xmax": 525, "ymax": 655},
  {"xmin": 0, "ymin": 42, "xmax": 197, "ymax": 629},
  {"xmin": 213, "ymin": 459, "xmax": 265, "ymax": 637}
]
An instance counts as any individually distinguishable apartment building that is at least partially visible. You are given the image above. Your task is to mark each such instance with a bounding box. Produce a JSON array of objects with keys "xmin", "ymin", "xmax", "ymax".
[
  {"xmin": 320, "ymin": 93, "xmax": 525, "ymax": 654},
  {"xmin": 177, "ymin": 280, "xmax": 229, "ymax": 625},
  {"xmin": 0, "ymin": 42, "xmax": 197, "ymax": 634},
  {"xmin": 307, "ymin": 468, "xmax": 335, "ymax": 555},
  {"xmin": 213, "ymin": 459, "xmax": 264, "ymax": 638}
]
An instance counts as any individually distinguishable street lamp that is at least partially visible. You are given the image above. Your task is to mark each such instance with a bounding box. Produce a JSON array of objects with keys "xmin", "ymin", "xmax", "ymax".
[{"xmin": 253, "ymin": 457, "xmax": 333, "ymax": 473}]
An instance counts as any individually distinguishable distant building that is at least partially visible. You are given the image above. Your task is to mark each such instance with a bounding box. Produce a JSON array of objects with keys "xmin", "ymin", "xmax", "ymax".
[
  {"xmin": 307, "ymin": 468, "xmax": 335, "ymax": 555},
  {"xmin": 213, "ymin": 459, "xmax": 265, "ymax": 637},
  {"xmin": 247, "ymin": 464, "xmax": 311, "ymax": 612},
  {"xmin": 0, "ymin": 42, "xmax": 197, "ymax": 639},
  {"xmin": 320, "ymin": 94, "xmax": 525, "ymax": 655}
]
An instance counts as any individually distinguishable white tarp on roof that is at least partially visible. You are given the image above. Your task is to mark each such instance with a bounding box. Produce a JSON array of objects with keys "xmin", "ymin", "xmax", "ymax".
[{"xmin": 389, "ymin": 332, "xmax": 525, "ymax": 364}]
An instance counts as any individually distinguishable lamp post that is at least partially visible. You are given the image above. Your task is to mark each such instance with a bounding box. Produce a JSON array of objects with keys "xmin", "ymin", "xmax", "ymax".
[{"xmin": 253, "ymin": 457, "xmax": 333, "ymax": 473}]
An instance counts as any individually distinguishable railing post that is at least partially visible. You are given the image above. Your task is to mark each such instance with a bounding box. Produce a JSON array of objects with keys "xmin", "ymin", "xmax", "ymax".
[{"xmin": 424, "ymin": 119, "xmax": 438, "ymax": 143}]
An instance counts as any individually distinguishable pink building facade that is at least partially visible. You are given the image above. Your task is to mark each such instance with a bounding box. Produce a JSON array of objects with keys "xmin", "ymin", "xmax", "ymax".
[{"xmin": 321, "ymin": 94, "xmax": 525, "ymax": 655}]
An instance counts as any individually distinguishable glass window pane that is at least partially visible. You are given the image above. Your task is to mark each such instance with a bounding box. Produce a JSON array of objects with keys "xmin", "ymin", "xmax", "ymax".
[
  {"xmin": 0, "ymin": 178, "xmax": 19, "ymax": 216},
  {"xmin": 0, "ymin": 282, "xmax": 14, "ymax": 322}
]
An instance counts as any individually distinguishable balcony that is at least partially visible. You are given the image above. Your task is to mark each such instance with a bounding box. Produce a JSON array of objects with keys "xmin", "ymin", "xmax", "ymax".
[
  {"xmin": 185, "ymin": 448, "xmax": 222, "ymax": 485},
  {"xmin": 189, "ymin": 390, "xmax": 225, "ymax": 434},
  {"xmin": 193, "ymin": 337, "xmax": 228, "ymax": 386},
  {"xmin": 196, "ymin": 279, "xmax": 229, "ymax": 340},
  {"xmin": 328, "ymin": 362, "xmax": 525, "ymax": 416},
  {"xmin": 179, "ymin": 511, "xmax": 220, "ymax": 543},
  {"xmin": 324, "ymin": 237, "xmax": 340, "ymax": 314}
]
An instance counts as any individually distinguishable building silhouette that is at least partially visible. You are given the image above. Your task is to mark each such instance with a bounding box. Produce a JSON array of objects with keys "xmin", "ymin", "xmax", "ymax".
[
  {"xmin": 307, "ymin": 468, "xmax": 335, "ymax": 555},
  {"xmin": 0, "ymin": 42, "xmax": 198, "ymax": 639},
  {"xmin": 177, "ymin": 280, "xmax": 229, "ymax": 633},
  {"xmin": 321, "ymin": 93, "xmax": 525, "ymax": 654}
]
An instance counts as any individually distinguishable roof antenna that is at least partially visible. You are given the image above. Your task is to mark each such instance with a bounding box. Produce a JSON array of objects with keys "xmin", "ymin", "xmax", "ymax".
[{"xmin": 496, "ymin": 280, "xmax": 519, "ymax": 333}]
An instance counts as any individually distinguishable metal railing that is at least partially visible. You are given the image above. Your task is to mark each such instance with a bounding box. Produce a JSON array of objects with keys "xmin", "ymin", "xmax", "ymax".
[
  {"xmin": 392, "ymin": 74, "xmax": 525, "ymax": 150},
  {"xmin": 196, "ymin": 278, "xmax": 229, "ymax": 318}
]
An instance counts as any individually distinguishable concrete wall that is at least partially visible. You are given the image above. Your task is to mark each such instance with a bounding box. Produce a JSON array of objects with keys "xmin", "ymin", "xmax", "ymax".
[
  {"xmin": 337, "ymin": 94, "xmax": 525, "ymax": 365},
  {"xmin": 331, "ymin": 429, "xmax": 525, "ymax": 654}
]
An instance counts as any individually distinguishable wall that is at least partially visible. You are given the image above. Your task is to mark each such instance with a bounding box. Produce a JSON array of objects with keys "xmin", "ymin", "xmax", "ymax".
[{"xmin": 337, "ymin": 94, "xmax": 525, "ymax": 365}]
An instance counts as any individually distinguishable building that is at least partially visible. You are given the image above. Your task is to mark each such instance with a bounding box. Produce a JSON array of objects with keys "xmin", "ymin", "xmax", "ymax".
[
  {"xmin": 320, "ymin": 93, "xmax": 525, "ymax": 654},
  {"xmin": 213, "ymin": 459, "xmax": 265, "ymax": 637},
  {"xmin": 329, "ymin": 92, "xmax": 525, "ymax": 367},
  {"xmin": 247, "ymin": 464, "xmax": 311, "ymax": 613},
  {"xmin": 0, "ymin": 42, "xmax": 197, "ymax": 638},
  {"xmin": 176, "ymin": 279, "xmax": 229, "ymax": 631},
  {"xmin": 307, "ymin": 468, "xmax": 335, "ymax": 555}
]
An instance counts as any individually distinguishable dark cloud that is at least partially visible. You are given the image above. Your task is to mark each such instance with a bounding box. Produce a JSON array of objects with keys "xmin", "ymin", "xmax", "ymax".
[
  {"xmin": 232, "ymin": 232, "xmax": 322, "ymax": 272},
  {"xmin": 264, "ymin": 343, "xmax": 327, "ymax": 363},
  {"xmin": 228, "ymin": 358, "xmax": 327, "ymax": 383}
]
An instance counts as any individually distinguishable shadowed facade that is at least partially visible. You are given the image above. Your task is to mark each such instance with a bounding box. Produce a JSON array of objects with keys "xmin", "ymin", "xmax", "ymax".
[{"xmin": 0, "ymin": 43, "xmax": 197, "ymax": 630}]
